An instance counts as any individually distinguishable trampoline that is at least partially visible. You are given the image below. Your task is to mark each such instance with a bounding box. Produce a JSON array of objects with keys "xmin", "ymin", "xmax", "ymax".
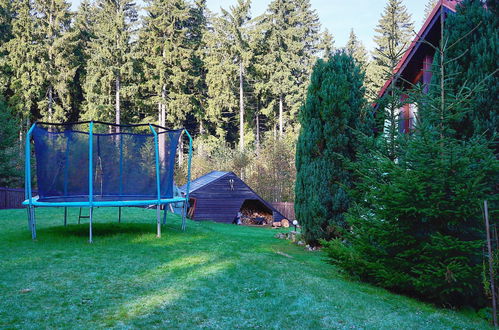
[{"xmin": 23, "ymin": 121, "xmax": 192, "ymax": 242}]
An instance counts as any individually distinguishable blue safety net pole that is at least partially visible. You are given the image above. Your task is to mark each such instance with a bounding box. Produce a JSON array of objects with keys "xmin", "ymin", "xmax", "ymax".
[
  {"xmin": 25, "ymin": 122, "xmax": 37, "ymax": 239},
  {"xmin": 149, "ymin": 124, "xmax": 162, "ymax": 238},
  {"xmin": 182, "ymin": 129, "xmax": 193, "ymax": 231},
  {"xmin": 88, "ymin": 121, "xmax": 94, "ymax": 243}
]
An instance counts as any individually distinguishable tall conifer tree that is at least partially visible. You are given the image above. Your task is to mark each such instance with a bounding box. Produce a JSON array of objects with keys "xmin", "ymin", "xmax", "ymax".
[
  {"xmin": 82, "ymin": 0, "xmax": 138, "ymax": 124},
  {"xmin": 370, "ymin": 0, "xmax": 414, "ymax": 95},
  {"xmin": 3, "ymin": 0, "xmax": 44, "ymax": 128},
  {"xmin": 35, "ymin": 0, "xmax": 77, "ymax": 122},
  {"xmin": 140, "ymin": 0, "xmax": 194, "ymax": 127},
  {"xmin": 345, "ymin": 29, "xmax": 368, "ymax": 70},
  {"xmin": 295, "ymin": 51, "xmax": 366, "ymax": 245},
  {"xmin": 262, "ymin": 0, "xmax": 321, "ymax": 136}
]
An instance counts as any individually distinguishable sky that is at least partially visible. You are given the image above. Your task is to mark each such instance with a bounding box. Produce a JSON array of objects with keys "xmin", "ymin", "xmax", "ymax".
[{"xmin": 69, "ymin": 0, "xmax": 429, "ymax": 53}]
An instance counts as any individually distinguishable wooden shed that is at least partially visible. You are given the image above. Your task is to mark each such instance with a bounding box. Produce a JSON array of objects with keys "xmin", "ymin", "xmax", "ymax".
[{"xmin": 179, "ymin": 171, "xmax": 286, "ymax": 224}]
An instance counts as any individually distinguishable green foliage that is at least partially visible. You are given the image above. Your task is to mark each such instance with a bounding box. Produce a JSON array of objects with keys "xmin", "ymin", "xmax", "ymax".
[
  {"xmin": 431, "ymin": 0, "xmax": 498, "ymax": 142},
  {"xmin": 324, "ymin": 19, "xmax": 499, "ymax": 304},
  {"xmin": 295, "ymin": 51, "xmax": 367, "ymax": 245},
  {"xmin": 345, "ymin": 29, "xmax": 368, "ymax": 71},
  {"xmin": 35, "ymin": 0, "xmax": 78, "ymax": 122},
  {"xmin": 139, "ymin": 0, "xmax": 196, "ymax": 127},
  {"xmin": 82, "ymin": 0, "xmax": 138, "ymax": 123},
  {"xmin": 367, "ymin": 0, "xmax": 414, "ymax": 100},
  {"xmin": 0, "ymin": 97, "xmax": 21, "ymax": 186}
]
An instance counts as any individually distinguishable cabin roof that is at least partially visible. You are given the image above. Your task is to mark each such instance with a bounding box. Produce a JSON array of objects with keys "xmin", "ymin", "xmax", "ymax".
[
  {"xmin": 377, "ymin": 0, "xmax": 459, "ymax": 99},
  {"xmin": 179, "ymin": 171, "xmax": 229, "ymax": 194}
]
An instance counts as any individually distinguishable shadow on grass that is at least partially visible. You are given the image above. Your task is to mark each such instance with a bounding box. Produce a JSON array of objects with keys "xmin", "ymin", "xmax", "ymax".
[{"xmin": 43, "ymin": 223, "xmax": 156, "ymax": 238}]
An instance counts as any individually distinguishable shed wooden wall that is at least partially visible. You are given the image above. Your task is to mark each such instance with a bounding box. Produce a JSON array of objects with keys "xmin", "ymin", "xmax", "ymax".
[{"xmin": 189, "ymin": 173, "xmax": 284, "ymax": 223}]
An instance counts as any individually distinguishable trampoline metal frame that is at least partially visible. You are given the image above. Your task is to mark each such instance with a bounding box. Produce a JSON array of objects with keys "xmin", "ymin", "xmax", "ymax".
[{"xmin": 23, "ymin": 121, "xmax": 193, "ymax": 243}]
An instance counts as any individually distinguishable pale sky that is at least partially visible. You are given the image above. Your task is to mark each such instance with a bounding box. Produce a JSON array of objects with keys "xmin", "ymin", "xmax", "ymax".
[{"xmin": 69, "ymin": 0, "xmax": 429, "ymax": 53}]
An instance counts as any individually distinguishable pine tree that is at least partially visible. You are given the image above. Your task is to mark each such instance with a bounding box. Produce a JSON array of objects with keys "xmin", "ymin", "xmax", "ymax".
[
  {"xmin": 295, "ymin": 51, "xmax": 366, "ymax": 245},
  {"xmin": 140, "ymin": 0, "xmax": 194, "ymax": 128},
  {"xmin": 370, "ymin": 0, "xmax": 414, "ymax": 95},
  {"xmin": 82, "ymin": 0, "xmax": 138, "ymax": 124},
  {"xmin": 345, "ymin": 29, "xmax": 368, "ymax": 70},
  {"xmin": 35, "ymin": 0, "xmax": 77, "ymax": 122}
]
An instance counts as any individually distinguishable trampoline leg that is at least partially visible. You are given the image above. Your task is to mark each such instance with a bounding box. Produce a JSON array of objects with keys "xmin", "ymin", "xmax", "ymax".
[
  {"xmin": 64, "ymin": 207, "xmax": 67, "ymax": 227},
  {"xmin": 118, "ymin": 206, "xmax": 121, "ymax": 223},
  {"xmin": 89, "ymin": 207, "xmax": 93, "ymax": 244},
  {"xmin": 181, "ymin": 201, "xmax": 186, "ymax": 231},
  {"xmin": 30, "ymin": 206, "xmax": 37, "ymax": 240},
  {"xmin": 163, "ymin": 205, "xmax": 167, "ymax": 225},
  {"xmin": 78, "ymin": 207, "xmax": 82, "ymax": 224},
  {"xmin": 156, "ymin": 205, "xmax": 161, "ymax": 238},
  {"xmin": 26, "ymin": 207, "xmax": 32, "ymax": 231}
]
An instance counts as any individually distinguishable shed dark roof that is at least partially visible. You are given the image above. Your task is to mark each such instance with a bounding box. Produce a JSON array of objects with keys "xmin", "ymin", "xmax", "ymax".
[{"xmin": 180, "ymin": 171, "xmax": 228, "ymax": 194}]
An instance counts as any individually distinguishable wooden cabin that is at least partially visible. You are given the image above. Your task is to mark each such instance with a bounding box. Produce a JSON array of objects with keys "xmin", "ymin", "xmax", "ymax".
[
  {"xmin": 179, "ymin": 171, "xmax": 286, "ymax": 224},
  {"xmin": 377, "ymin": 0, "xmax": 460, "ymax": 133}
]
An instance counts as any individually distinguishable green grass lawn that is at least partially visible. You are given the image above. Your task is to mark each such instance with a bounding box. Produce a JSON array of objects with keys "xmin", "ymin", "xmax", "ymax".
[{"xmin": 0, "ymin": 207, "xmax": 491, "ymax": 329}]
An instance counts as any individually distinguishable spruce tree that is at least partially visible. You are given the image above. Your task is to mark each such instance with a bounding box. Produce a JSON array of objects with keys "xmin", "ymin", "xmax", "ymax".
[
  {"xmin": 262, "ymin": 0, "xmax": 321, "ymax": 136},
  {"xmin": 82, "ymin": 0, "xmax": 138, "ymax": 124},
  {"xmin": 35, "ymin": 0, "xmax": 77, "ymax": 122},
  {"xmin": 295, "ymin": 51, "xmax": 366, "ymax": 245},
  {"xmin": 431, "ymin": 0, "xmax": 498, "ymax": 143},
  {"xmin": 0, "ymin": 0, "xmax": 14, "ymax": 95},
  {"xmin": 345, "ymin": 29, "xmax": 368, "ymax": 70},
  {"xmin": 370, "ymin": 0, "xmax": 414, "ymax": 95},
  {"xmin": 71, "ymin": 0, "xmax": 96, "ymax": 121},
  {"xmin": 3, "ymin": 0, "xmax": 44, "ymax": 129},
  {"xmin": 423, "ymin": 0, "xmax": 438, "ymax": 23},
  {"xmin": 219, "ymin": 0, "xmax": 251, "ymax": 151},
  {"xmin": 140, "ymin": 0, "xmax": 194, "ymax": 127},
  {"xmin": 319, "ymin": 28, "xmax": 334, "ymax": 59},
  {"xmin": 0, "ymin": 96, "xmax": 20, "ymax": 186}
]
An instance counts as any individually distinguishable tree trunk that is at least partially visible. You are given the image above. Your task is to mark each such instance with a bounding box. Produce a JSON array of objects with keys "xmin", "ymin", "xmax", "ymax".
[
  {"xmin": 115, "ymin": 75, "xmax": 121, "ymax": 127},
  {"xmin": 239, "ymin": 60, "xmax": 244, "ymax": 151},
  {"xmin": 48, "ymin": 85, "xmax": 53, "ymax": 121},
  {"xmin": 279, "ymin": 93, "xmax": 284, "ymax": 137},
  {"xmin": 256, "ymin": 111, "xmax": 260, "ymax": 155},
  {"xmin": 159, "ymin": 86, "xmax": 167, "ymax": 163}
]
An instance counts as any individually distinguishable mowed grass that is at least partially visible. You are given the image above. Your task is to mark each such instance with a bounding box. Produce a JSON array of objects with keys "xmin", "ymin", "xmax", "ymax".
[{"xmin": 0, "ymin": 208, "xmax": 490, "ymax": 329}]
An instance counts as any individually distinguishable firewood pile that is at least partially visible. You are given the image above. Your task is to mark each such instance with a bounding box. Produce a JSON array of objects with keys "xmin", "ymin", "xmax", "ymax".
[{"xmin": 240, "ymin": 208, "xmax": 272, "ymax": 226}]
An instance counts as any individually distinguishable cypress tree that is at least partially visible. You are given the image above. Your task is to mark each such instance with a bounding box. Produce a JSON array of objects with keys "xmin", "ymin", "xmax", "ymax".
[
  {"xmin": 82, "ymin": 0, "xmax": 138, "ymax": 124},
  {"xmin": 295, "ymin": 51, "xmax": 366, "ymax": 245}
]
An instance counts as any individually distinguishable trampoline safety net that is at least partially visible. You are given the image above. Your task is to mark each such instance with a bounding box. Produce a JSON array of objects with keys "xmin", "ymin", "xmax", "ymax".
[{"xmin": 32, "ymin": 122, "xmax": 182, "ymax": 203}]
